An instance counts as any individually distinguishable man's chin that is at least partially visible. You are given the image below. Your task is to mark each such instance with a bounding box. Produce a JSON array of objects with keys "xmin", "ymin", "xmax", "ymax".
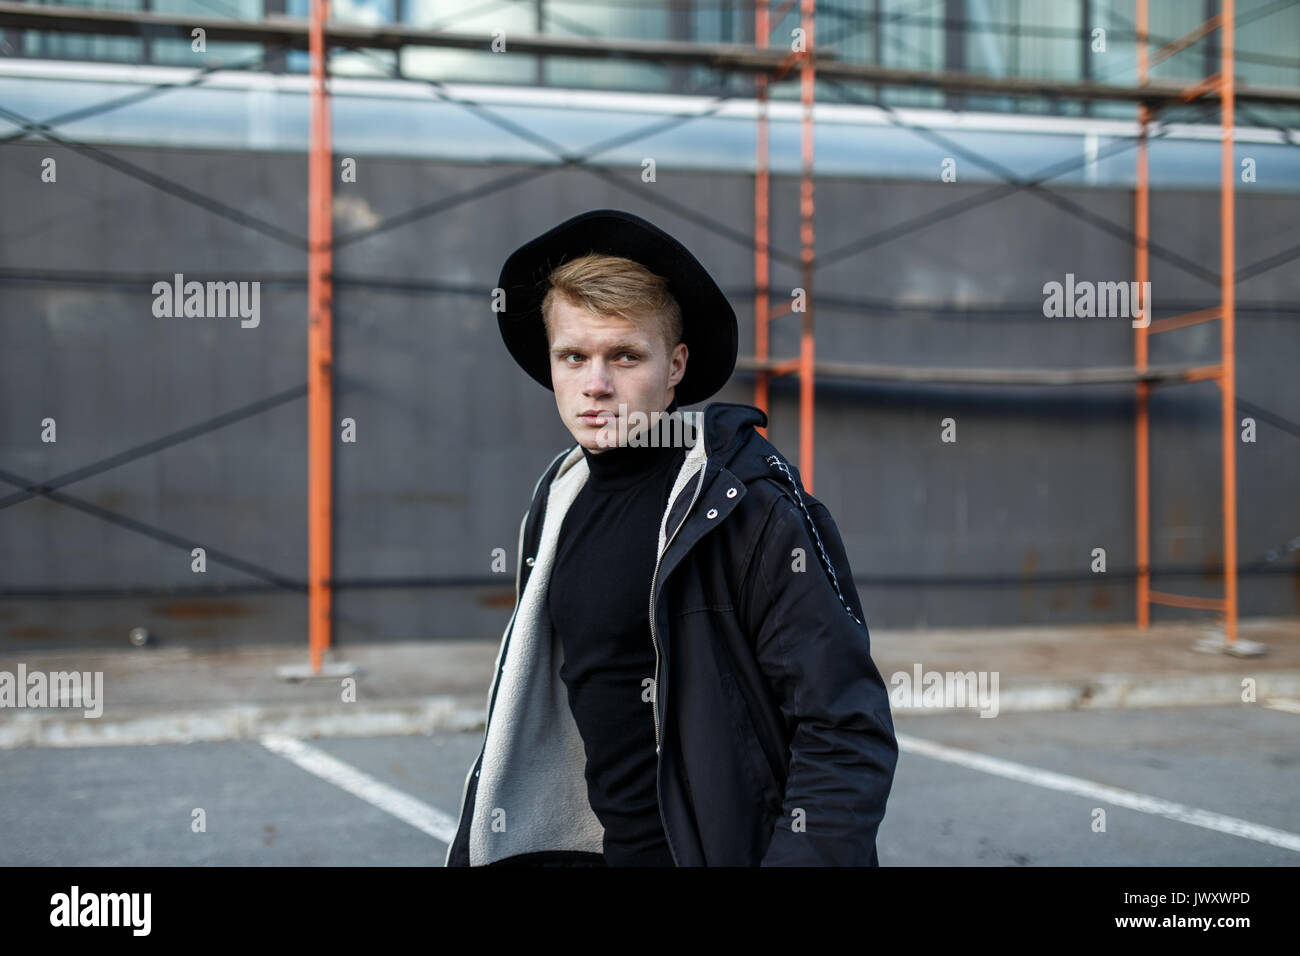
[{"xmin": 577, "ymin": 424, "xmax": 621, "ymax": 451}]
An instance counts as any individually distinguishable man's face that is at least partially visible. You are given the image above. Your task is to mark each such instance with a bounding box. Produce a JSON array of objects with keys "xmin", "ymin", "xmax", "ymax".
[{"xmin": 547, "ymin": 294, "xmax": 688, "ymax": 453}]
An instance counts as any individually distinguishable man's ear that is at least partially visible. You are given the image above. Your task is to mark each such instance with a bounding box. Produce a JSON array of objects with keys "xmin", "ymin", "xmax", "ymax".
[{"xmin": 670, "ymin": 342, "xmax": 688, "ymax": 387}]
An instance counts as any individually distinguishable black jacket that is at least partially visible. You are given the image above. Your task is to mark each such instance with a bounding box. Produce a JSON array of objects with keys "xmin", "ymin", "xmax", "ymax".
[{"xmin": 446, "ymin": 401, "xmax": 898, "ymax": 866}]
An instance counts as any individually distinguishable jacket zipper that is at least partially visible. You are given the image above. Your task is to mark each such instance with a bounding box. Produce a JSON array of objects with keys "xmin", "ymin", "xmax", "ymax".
[
  {"xmin": 648, "ymin": 458, "xmax": 706, "ymax": 751},
  {"xmin": 647, "ymin": 455, "xmax": 707, "ymax": 866},
  {"xmin": 454, "ymin": 445, "xmax": 707, "ymax": 866}
]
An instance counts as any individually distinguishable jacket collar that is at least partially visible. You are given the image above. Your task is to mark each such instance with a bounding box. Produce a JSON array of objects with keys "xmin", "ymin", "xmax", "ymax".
[
  {"xmin": 531, "ymin": 402, "xmax": 775, "ymax": 572},
  {"xmin": 654, "ymin": 402, "xmax": 771, "ymax": 567}
]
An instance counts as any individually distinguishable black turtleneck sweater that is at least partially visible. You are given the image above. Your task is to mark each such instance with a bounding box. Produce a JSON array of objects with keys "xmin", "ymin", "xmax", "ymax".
[{"xmin": 548, "ymin": 398, "xmax": 688, "ymax": 867}]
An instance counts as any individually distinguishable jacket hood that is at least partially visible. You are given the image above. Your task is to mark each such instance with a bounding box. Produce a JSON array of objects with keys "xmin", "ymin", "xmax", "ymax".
[{"xmin": 700, "ymin": 401, "xmax": 778, "ymax": 484}]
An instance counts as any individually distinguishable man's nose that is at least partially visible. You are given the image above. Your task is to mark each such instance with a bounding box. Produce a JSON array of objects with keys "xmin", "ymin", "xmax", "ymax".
[{"xmin": 583, "ymin": 360, "xmax": 613, "ymax": 394}]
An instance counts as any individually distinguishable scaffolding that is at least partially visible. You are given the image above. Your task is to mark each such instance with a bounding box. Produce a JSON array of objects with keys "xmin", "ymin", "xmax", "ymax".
[
  {"xmin": 1133, "ymin": 0, "xmax": 1243, "ymax": 648},
  {"xmin": 3, "ymin": 1, "xmax": 1295, "ymax": 668}
]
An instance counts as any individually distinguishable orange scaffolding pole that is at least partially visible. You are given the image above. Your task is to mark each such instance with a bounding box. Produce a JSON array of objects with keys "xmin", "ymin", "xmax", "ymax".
[
  {"xmin": 1135, "ymin": 0, "xmax": 1151, "ymax": 629},
  {"xmin": 797, "ymin": 0, "xmax": 816, "ymax": 493},
  {"xmin": 308, "ymin": 0, "xmax": 334, "ymax": 673},
  {"xmin": 754, "ymin": 1, "xmax": 771, "ymax": 436},
  {"xmin": 753, "ymin": 0, "xmax": 818, "ymax": 493},
  {"xmin": 1221, "ymin": 0, "xmax": 1238, "ymax": 645},
  {"xmin": 1134, "ymin": 0, "xmax": 1237, "ymax": 645}
]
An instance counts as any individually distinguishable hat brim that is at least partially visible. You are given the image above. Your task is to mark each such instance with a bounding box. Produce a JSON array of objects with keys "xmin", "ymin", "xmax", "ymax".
[{"xmin": 496, "ymin": 208, "xmax": 738, "ymax": 407}]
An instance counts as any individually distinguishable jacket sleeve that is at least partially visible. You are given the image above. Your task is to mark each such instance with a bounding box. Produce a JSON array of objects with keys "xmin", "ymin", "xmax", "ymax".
[{"xmin": 743, "ymin": 493, "xmax": 899, "ymax": 866}]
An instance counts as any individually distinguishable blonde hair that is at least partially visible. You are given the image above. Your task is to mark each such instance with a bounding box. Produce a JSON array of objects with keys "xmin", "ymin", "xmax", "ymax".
[{"xmin": 541, "ymin": 253, "xmax": 683, "ymax": 354}]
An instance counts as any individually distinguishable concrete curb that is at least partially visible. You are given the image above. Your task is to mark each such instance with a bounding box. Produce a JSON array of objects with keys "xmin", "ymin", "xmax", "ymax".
[
  {"xmin": 3, "ymin": 671, "xmax": 1299, "ymax": 748},
  {"xmin": 0, "ymin": 696, "xmax": 487, "ymax": 749},
  {"xmin": 888, "ymin": 670, "xmax": 1300, "ymax": 716}
]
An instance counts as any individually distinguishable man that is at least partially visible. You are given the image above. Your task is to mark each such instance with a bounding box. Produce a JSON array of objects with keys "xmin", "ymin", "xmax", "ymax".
[{"xmin": 446, "ymin": 208, "xmax": 897, "ymax": 867}]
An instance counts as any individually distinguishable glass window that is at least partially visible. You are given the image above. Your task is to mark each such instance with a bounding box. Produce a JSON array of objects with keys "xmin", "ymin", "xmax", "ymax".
[
  {"xmin": 21, "ymin": 0, "xmax": 145, "ymax": 63},
  {"xmin": 151, "ymin": 0, "xmax": 264, "ymax": 67}
]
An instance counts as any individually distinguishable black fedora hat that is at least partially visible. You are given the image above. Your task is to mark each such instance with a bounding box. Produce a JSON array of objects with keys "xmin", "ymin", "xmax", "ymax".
[{"xmin": 496, "ymin": 208, "xmax": 738, "ymax": 407}]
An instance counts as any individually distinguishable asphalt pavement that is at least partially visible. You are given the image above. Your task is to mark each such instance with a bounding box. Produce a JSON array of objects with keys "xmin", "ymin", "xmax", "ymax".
[{"xmin": 2, "ymin": 617, "xmax": 1297, "ymax": 866}]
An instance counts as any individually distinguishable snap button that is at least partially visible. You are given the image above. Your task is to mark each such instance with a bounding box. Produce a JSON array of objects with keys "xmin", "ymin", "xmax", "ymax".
[
  {"xmin": 726, "ymin": 487, "xmax": 737, "ymax": 498},
  {"xmin": 525, "ymin": 556, "xmax": 535, "ymax": 566},
  {"xmin": 706, "ymin": 508, "xmax": 718, "ymax": 519}
]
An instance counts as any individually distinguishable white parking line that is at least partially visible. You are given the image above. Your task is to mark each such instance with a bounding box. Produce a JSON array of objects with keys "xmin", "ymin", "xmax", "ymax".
[
  {"xmin": 1263, "ymin": 697, "xmax": 1300, "ymax": 715},
  {"xmin": 260, "ymin": 733, "xmax": 457, "ymax": 844},
  {"xmin": 897, "ymin": 732, "xmax": 1300, "ymax": 854},
  {"xmin": 259, "ymin": 729, "xmax": 1299, "ymax": 857}
]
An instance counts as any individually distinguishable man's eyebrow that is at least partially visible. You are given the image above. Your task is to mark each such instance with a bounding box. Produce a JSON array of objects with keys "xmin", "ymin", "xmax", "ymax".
[{"xmin": 551, "ymin": 342, "xmax": 650, "ymax": 354}]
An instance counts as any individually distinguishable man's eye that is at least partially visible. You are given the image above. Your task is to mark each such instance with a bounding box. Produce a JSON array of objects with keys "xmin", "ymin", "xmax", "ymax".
[{"xmin": 559, "ymin": 352, "xmax": 636, "ymax": 363}]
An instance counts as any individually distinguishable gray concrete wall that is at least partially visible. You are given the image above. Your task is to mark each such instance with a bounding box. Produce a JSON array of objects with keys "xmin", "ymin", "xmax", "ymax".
[{"xmin": 1, "ymin": 140, "xmax": 1297, "ymax": 650}]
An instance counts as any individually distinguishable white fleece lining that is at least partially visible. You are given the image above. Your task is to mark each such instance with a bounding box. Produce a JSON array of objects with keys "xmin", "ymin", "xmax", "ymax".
[
  {"xmin": 469, "ymin": 417, "xmax": 708, "ymax": 866},
  {"xmin": 659, "ymin": 416, "xmax": 708, "ymax": 556}
]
